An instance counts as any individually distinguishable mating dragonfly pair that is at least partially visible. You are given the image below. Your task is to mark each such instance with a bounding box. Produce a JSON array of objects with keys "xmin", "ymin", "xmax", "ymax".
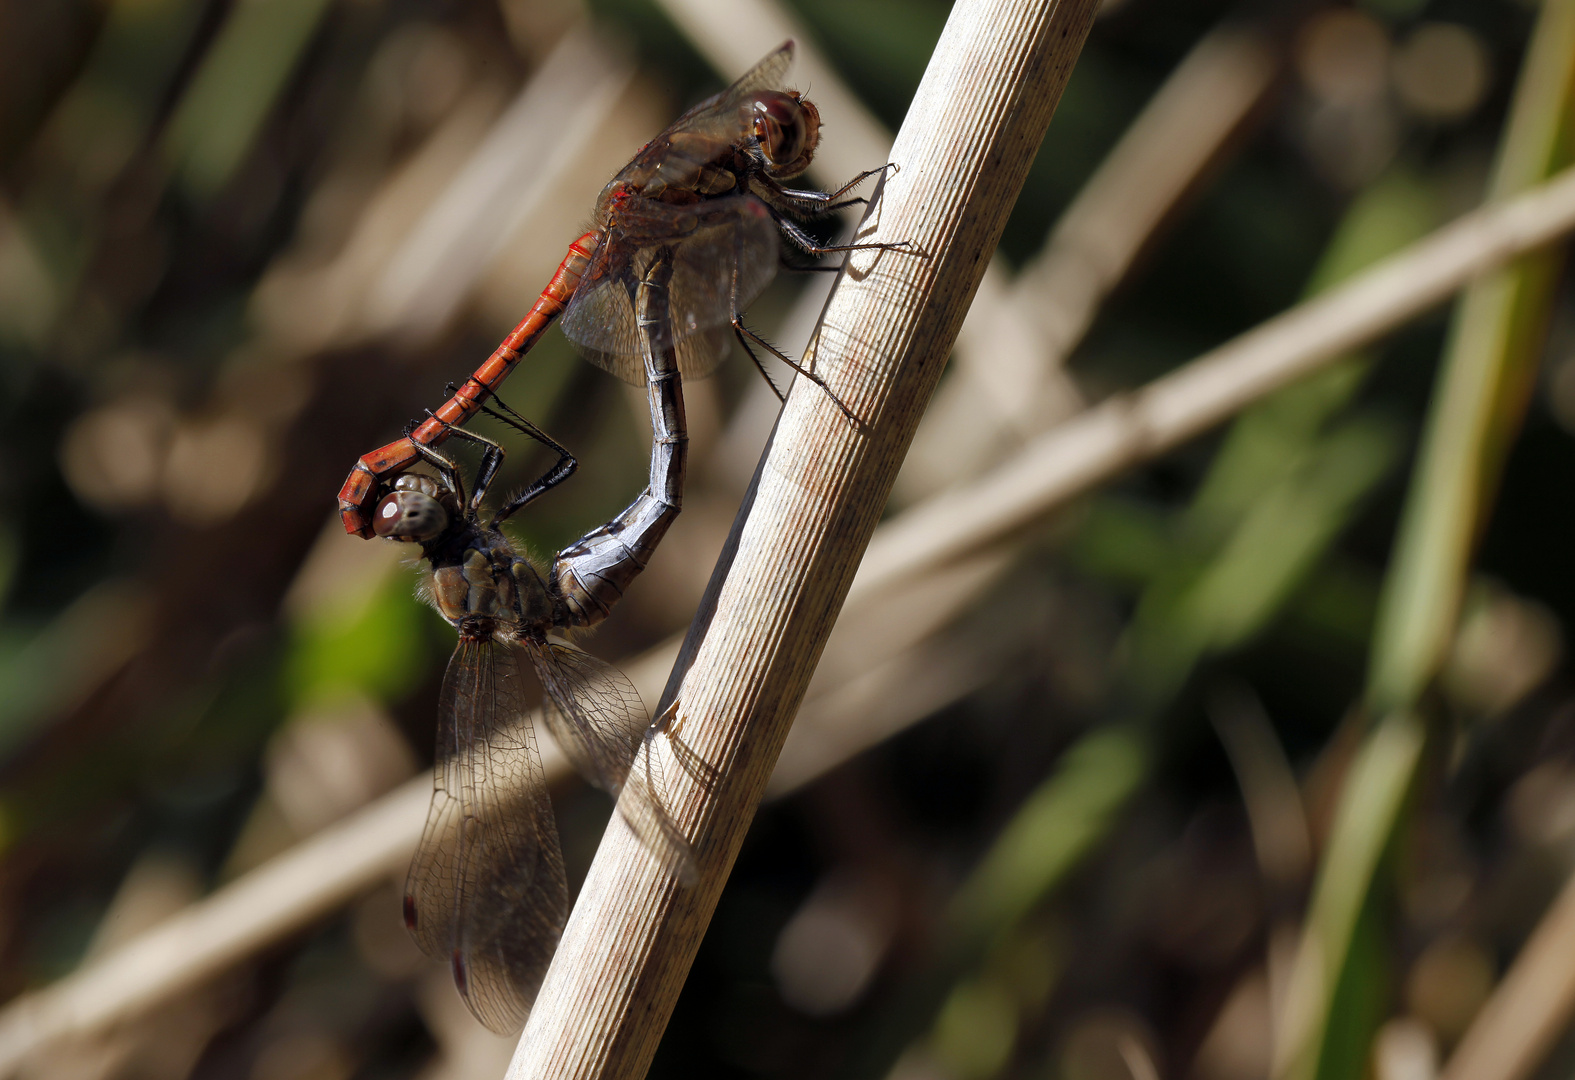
[{"xmin": 342, "ymin": 43, "xmax": 906, "ymax": 1032}]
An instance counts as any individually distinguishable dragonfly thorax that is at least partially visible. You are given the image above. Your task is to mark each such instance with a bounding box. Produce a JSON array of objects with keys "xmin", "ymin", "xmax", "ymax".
[
  {"xmin": 593, "ymin": 85, "xmax": 819, "ymax": 217},
  {"xmin": 371, "ymin": 471, "xmax": 561, "ymax": 634},
  {"xmin": 428, "ymin": 535, "xmax": 557, "ymax": 638}
]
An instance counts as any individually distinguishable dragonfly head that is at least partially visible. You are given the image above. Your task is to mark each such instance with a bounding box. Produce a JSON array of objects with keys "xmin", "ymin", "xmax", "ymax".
[
  {"xmin": 753, "ymin": 91, "xmax": 820, "ymax": 179},
  {"xmin": 373, "ymin": 475, "xmax": 450, "ymax": 542}
]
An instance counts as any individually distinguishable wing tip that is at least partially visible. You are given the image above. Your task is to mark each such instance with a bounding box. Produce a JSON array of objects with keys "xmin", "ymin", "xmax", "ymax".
[{"xmin": 454, "ymin": 951, "xmax": 532, "ymax": 1035}]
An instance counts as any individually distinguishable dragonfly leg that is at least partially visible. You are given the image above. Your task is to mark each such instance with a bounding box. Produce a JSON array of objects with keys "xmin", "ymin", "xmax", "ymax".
[
  {"xmin": 407, "ymin": 436, "xmax": 470, "ymax": 512},
  {"xmin": 777, "ymin": 243, "xmax": 843, "ymax": 274},
  {"xmin": 440, "ymin": 383, "xmax": 579, "ymax": 527},
  {"xmin": 416, "ymin": 412, "xmax": 507, "ymax": 517},
  {"xmin": 778, "ymin": 258, "xmax": 842, "ymax": 273},
  {"xmin": 729, "ymin": 234, "xmax": 858, "ymax": 425},
  {"xmin": 445, "ymin": 382, "xmax": 574, "ymax": 463},
  {"xmin": 773, "ymin": 214, "xmax": 913, "ymax": 260},
  {"xmin": 755, "ymin": 163, "xmax": 899, "ymax": 218},
  {"xmin": 731, "ymin": 317, "xmax": 858, "ymax": 424}
]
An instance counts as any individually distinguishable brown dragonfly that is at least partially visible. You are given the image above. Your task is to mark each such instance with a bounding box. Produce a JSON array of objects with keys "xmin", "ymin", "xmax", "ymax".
[
  {"xmin": 379, "ymin": 247, "xmax": 693, "ymax": 1032},
  {"xmin": 340, "ymin": 40, "xmax": 904, "ymax": 537}
]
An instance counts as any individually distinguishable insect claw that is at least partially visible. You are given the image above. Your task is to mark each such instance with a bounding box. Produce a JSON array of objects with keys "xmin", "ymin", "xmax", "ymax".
[{"xmin": 654, "ymin": 699, "xmax": 685, "ymax": 738}]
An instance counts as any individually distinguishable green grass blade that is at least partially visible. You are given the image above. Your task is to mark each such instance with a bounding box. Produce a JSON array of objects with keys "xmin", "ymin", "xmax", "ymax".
[
  {"xmin": 162, "ymin": 0, "xmax": 334, "ymax": 199},
  {"xmin": 1280, "ymin": 4, "xmax": 1575, "ymax": 1078}
]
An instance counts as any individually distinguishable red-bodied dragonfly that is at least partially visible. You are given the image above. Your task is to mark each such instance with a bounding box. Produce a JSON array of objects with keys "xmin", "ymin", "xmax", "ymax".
[
  {"xmin": 379, "ymin": 246, "xmax": 693, "ymax": 1031},
  {"xmin": 340, "ymin": 40, "xmax": 904, "ymax": 537}
]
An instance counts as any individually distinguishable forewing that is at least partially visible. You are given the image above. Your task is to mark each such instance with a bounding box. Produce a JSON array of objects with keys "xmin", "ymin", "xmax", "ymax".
[
  {"xmin": 532, "ymin": 642, "xmax": 697, "ymax": 883},
  {"xmin": 654, "ymin": 43, "xmax": 794, "ymax": 150},
  {"xmin": 562, "ymin": 196, "xmax": 780, "ymax": 381},
  {"xmin": 707, "ymin": 42, "xmax": 794, "ymax": 113},
  {"xmin": 404, "ymin": 640, "xmax": 568, "ymax": 1034},
  {"xmin": 668, "ymin": 196, "xmax": 780, "ymax": 377},
  {"xmin": 559, "ymin": 259, "xmax": 645, "ymax": 384}
]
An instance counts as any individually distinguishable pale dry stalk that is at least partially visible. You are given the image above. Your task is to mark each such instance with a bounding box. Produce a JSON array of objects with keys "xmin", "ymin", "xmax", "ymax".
[
  {"xmin": 0, "ymin": 781, "xmax": 430, "ymax": 1075},
  {"xmin": 504, "ymin": 0, "xmax": 1102, "ymax": 1075},
  {"xmin": 852, "ymin": 160, "xmax": 1575, "ymax": 603},
  {"xmin": 1439, "ymin": 870, "xmax": 1575, "ymax": 1080}
]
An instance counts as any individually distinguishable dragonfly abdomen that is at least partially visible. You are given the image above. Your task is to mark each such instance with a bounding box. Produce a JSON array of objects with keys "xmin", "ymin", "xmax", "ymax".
[{"xmin": 337, "ymin": 232, "xmax": 600, "ymax": 538}]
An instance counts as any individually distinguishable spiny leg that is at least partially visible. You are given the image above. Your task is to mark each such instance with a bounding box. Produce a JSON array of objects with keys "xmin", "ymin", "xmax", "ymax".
[
  {"xmin": 417, "ymin": 411, "xmax": 507, "ymax": 516},
  {"xmin": 778, "ymin": 242, "xmax": 845, "ymax": 274},
  {"xmin": 408, "ymin": 438, "xmax": 469, "ymax": 511},
  {"xmin": 488, "ymin": 430, "xmax": 577, "ymax": 528},
  {"xmin": 774, "ymin": 214, "xmax": 914, "ymax": 261},
  {"xmin": 729, "ymin": 230, "xmax": 858, "ymax": 425},
  {"xmin": 468, "ymin": 389, "xmax": 572, "ymax": 458},
  {"xmin": 444, "ymin": 375, "xmax": 559, "ymax": 449},
  {"xmin": 440, "ymin": 383, "xmax": 580, "ymax": 527},
  {"xmin": 755, "ymin": 163, "xmax": 899, "ymax": 218},
  {"xmin": 731, "ymin": 317, "xmax": 859, "ymax": 425}
]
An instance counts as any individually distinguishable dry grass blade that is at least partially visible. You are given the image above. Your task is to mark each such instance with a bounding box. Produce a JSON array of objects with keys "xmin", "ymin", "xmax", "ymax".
[
  {"xmin": 504, "ymin": 1, "xmax": 1102, "ymax": 1075},
  {"xmin": 1276, "ymin": 4, "xmax": 1575, "ymax": 1078},
  {"xmin": 1439, "ymin": 871, "xmax": 1575, "ymax": 1080},
  {"xmin": 854, "ymin": 161, "xmax": 1575, "ymax": 604},
  {"xmin": 0, "ymin": 782, "xmax": 430, "ymax": 1072}
]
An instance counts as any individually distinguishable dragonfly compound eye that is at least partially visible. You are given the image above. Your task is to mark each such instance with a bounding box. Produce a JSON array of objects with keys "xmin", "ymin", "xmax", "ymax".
[
  {"xmin": 373, "ymin": 490, "xmax": 448, "ymax": 542},
  {"xmin": 753, "ymin": 92, "xmax": 820, "ymax": 178}
]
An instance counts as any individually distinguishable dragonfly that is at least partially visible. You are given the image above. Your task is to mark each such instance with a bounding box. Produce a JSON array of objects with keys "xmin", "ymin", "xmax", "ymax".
[
  {"xmin": 340, "ymin": 39, "xmax": 906, "ymax": 537},
  {"xmin": 379, "ymin": 246, "xmax": 693, "ymax": 1033}
]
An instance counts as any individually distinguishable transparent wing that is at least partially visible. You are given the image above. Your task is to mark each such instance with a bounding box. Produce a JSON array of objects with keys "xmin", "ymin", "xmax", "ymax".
[
  {"xmin": 531, "ymin": 641, "xmax": 698, "ymax": 883},
  {"xmin": 404, "ymin": 639, "xmax": 568, "ymax": 1035},
  {"xmin": 561, "ymin": 196, "xmax": 781, "ymax": 383},
  {"xmin": 652, "ymin": 42, "xmax": 794, "ymax": 150},
  {"xmin": 558, "ymin": 252, "xmax": 642, "ymax": 384}
]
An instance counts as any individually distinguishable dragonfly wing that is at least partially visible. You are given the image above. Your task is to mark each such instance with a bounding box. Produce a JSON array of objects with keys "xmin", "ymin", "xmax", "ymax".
[
  {"xmin": 532, "ymin": 641, "xmax": 698, "ymax": 883},
  {"xmin": 669, "ymin": 196, "xmax": 780, "ymax": 378},
  {"xmin": 559, "ymin": 277, "xmax": 644, "ymax": 384},
  {"xmin": 649, "ymin": 43, "xmax": 794, "ymax": 151},
  {"xmin": 404, "ymin": 639, "xmax": 568, "ymax": 1034},
  {"xmin": 561, "ymin": 196, "xmax": 781, "ymax": 381},
  {"xmin": 721, "ymin": 41, "xmax": 794, "ymax": 101}
]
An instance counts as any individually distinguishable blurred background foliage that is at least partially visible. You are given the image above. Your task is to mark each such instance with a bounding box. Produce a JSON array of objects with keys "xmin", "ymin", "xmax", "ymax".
[{"xmin": 1, "ymin": 0, "xmax": 1574, "ymax": 1078}]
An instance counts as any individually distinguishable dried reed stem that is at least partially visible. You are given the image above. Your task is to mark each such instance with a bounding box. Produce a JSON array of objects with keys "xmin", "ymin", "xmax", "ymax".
[
  {"xmin": 0, "ymin": 782, "xmax": 429, "ymax": 1073},
  {"xmin": 1440, "ymin": 869, "xmax": 1575, "ymax": 1080},
  {"xmin": 852, "ymin": 161, "xmax": 1575, "ymax": 603},
  {"xmin": 504, "ymin": 1, "xmax": 1101, "ymax": 1075}
]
